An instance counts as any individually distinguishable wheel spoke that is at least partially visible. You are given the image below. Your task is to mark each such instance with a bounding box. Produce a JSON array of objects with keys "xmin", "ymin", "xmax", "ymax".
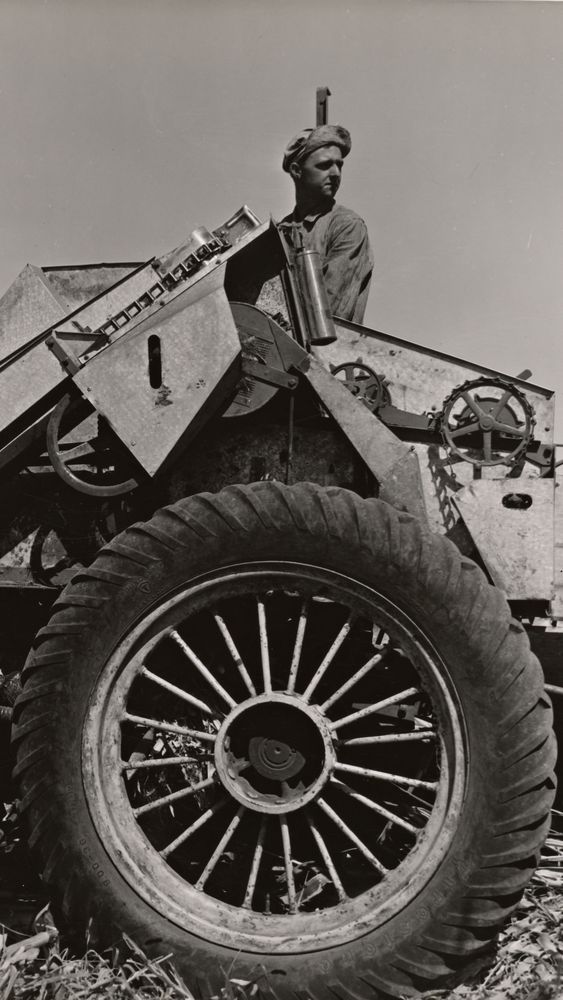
[
  {"xmin": 335, "ymin": 761, "xmax": 438, "ymax": 792},
  {"xmin": 330, "ymin": 685, "xmax": 420, "ymax": 730},
  {"xmin": 122, "ymin": 755, "xmax": 205, "ymax": 772},
  {"xmin": 122, "ymin": 712, "xmax": 216, "ymax": 743},
  {"xmin": 141, "ymin": 667, "xmax": 214, "ymax": 715},
  {"xmin": 461, "ymin": 391, "xmax": 485, "ymax": 420},
  {"xmin": 302, "ymin": 615, "xmax": 353, "ymax": 702},
  {"xmin": 317, "ymin": 798, "xmax": 387, "ymax": 875},
  {"xmin": 492, "ymin": 388, "xmax": 514, "ymax": 419},
  {"xmin": 362, "ymin": 375, "xmax": 381, "ymax": 393},
  {"xmin": 413, "ymin": 715, "xmax": 433, "ymax": 729},
  {"xmin": 483, "ymin": 430, "xmax": 492, "ymax": 462},
  {"xmin": 306, "ymin": 812, "xmax": 347, "ymax": 901},
  {"xmin": 492, "ymin": 420, "xmax": 526, "ymax": 438},
  {"xmin": 320, "ymin": 648, "xmax": 387, "ymax": 712},
  {"xmin": 257, "ymin": 599, "xmax": 272, "ymax": 694},
  {"xmin": 396, "ymin": 785, "xmax": 436, "ymax": 811},
  {"xmin": 279, "ymin": 815, "xmax": 297, "ymax": 913},
  {"xmin": 214, "ymin": 615, "xmax": 257, "ymax": 697},
  {"xmin": 449, "ymin": 419, "xmax": 480, "ymax": 439},
  {"xmin": 194, "ymin": 806, "xmax": 245, "ymax": 890},
  {"xmin": 169, "ymin": 630, "xmax": 237, "ymax": 708},
  {"xmin": 134, "ymin": 773, "xmax": 217, "ymax": 817},
  {"xmin": 242, "ymin": 816, "xmax": 267, "ymax": 909},
  {"xmin": 341, "ymin": 729, "xmax": 437, "ymax": 746},
  {"xmin": 160, "ymin": 797, "xmax": 228, "ymax": 859},
  {"xmin": 331, "ymin": 778, "xmax": 419, "ymax": 835},
  {"xmin": 287, "ymin": 599, "xmax": 309, "ymax": 693}
]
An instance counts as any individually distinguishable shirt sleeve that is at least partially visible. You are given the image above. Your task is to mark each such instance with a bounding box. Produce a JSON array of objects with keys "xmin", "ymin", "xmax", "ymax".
[{"xmin": 323, "ymin": 214, "xmax": 373, "ymax": 324}]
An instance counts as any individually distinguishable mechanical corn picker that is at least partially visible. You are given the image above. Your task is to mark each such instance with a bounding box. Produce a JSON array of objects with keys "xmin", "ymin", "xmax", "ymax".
[{"xmin": 0, "ymin": 159, "xmax": 559, "ymax": 998}]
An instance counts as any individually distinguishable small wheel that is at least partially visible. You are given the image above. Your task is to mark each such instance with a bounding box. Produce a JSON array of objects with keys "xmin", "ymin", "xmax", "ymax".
[
  {"xmin": 440, "ymin": 377, "xmax": 535, "ymax": 467},
  {"xmin": 46, "ymin": 393, "xmax": 140, "ymax": 497},
  {"xmin": 332, "ymin": 363, "xmax": 390, "ymax": 413},
  {"xmin": 13, "ymin": 483, "xmax": 555, "ymax": 999}
]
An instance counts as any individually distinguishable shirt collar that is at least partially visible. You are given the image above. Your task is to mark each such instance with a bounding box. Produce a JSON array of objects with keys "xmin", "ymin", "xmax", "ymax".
[{"xmin": 280, "ymin": 200, "xmax": 335, "ymax": 228}]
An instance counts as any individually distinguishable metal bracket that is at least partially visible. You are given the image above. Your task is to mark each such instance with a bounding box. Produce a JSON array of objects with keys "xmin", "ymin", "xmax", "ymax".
[
  {"xmin": 44, "ymin": 332, "xmax": 82, "ymax": 375},
  {"xmin": 241, "ymin": 358, "xmax": 298, "ymax": 391}
]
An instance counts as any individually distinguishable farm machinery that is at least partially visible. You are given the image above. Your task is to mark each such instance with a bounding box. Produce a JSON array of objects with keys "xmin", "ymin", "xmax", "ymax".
[{"xmin": 0, "ymin": 201, "xmax": 559, "ymax": 999}]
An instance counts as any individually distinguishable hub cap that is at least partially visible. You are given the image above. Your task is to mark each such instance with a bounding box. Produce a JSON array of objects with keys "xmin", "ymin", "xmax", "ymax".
[{"xmin": 215, "ymin": 693, "xmax": 336, "ymax": 813}]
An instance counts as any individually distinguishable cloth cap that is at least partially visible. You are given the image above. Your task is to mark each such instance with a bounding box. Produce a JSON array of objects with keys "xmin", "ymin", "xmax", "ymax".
[{"xmin": 282, "ymin": 125, "xmax": 351, "ymax": 173}]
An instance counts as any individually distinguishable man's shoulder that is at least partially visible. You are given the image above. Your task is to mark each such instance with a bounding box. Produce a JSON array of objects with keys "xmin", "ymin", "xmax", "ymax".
[
  {"xmin": 329, "ymin": 203, "xmax": 367, "ymax": 227},
  {"xmin": 277, "ymin": 204, "xmax": 365, "ymax": 225}
]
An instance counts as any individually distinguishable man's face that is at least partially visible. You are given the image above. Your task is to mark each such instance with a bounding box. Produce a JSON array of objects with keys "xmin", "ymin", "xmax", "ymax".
[{"xmin": 291, "ymin": 144, "xmax": 343, "ymax": 201}]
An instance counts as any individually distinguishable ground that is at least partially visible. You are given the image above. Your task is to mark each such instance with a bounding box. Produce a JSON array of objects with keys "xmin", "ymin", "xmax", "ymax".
[{"xmin": 0, "ymin": 804, "xmax": 561, "ymax": 1000}]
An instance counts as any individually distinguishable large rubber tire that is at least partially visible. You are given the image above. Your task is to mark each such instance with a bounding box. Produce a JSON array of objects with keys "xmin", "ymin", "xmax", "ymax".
[{"xmin": 13, "ymin": 483, "xmax": 556, "ymax": 999}]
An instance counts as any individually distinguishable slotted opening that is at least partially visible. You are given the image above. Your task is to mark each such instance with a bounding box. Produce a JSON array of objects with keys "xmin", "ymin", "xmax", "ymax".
[
  {"xmin": 148, "ymin": 335, "xmax": 162, "ymax": 388},
  {"xmin": 502, "ymin": 493, "xmax": 532, "ymax": 510}
]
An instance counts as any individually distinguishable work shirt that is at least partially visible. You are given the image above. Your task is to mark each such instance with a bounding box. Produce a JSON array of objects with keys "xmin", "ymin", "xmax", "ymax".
[{"xmin": 278, "ymin": 202, "xmax": 373, "ymax": 324}]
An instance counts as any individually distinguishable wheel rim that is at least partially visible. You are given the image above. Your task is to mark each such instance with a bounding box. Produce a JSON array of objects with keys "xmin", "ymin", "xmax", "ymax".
[{"xmin": 83, "ymin": 562, "xmax": 467, "ymax": 953}]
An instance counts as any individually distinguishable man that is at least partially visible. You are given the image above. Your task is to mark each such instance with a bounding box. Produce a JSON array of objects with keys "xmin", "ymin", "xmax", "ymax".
[{"xmin": 279, "ymin": 125, "xmax": 373, "ymax": 324}]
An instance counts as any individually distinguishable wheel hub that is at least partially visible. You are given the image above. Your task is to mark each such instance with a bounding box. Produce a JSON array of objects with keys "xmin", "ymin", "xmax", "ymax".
[
  {"xmin": 214, "ymin": 692, "xmax": 336, "ymax": 814},
  {"xmin": 248, "ymin": 736, "xmax": 305, "ymax": 781}
]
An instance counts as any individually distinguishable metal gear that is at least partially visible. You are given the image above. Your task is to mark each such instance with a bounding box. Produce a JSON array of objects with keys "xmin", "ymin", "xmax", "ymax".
[
  {"xmin": 331, "ymin": 362, "xmax": 390, "ymax": 413},
  {"xmin": 439, "ymin": 377, "xmax": 535, "ymax": 467}
]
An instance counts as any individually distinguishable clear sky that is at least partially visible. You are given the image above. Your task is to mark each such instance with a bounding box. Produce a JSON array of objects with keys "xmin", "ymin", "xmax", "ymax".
[{"xmin": 1, "ymin": 0, "xmax": 562, "ymax": 429}]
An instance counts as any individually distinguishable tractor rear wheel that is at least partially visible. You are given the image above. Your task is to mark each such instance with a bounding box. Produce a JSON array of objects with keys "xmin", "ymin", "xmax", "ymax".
[{"xmin": 13, "ymin": 483, "xmax": 556, "ymax": 998}]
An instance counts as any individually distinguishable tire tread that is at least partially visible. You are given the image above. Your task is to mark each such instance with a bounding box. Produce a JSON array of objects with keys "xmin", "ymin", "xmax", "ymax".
[{"xmin": 11, "ymin": 482, "xmax": 556, "ymax": 1000}]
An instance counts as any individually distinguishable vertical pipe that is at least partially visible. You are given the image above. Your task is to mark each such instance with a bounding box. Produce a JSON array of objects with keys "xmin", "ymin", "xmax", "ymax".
[{"xmin": 293, "ymin": 248, "xmax": 337, "ymax": 345}]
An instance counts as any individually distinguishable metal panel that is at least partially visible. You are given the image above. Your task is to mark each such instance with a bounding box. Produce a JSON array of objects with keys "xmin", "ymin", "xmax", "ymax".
[
  {"xmin": 0, "ymin": 264, "xmax": 66, "ymax": 360},
  {"xmin": 42, "ymin": 263, "xmax": 142, "ymax": 313},
  {"xmin": 453, "ymin": 479, "xmax": 554, "ymax": 600},
  {"xmin": 0, "ymin": 339, "xmax": 71, "ymax": 444},
  {"xmin": 73, "ymin": 266, "xmax": 241, "ymax": 477},
  {"xmin": 553, "ymin": 544, "xmax": 563, "ymax": 618}
]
